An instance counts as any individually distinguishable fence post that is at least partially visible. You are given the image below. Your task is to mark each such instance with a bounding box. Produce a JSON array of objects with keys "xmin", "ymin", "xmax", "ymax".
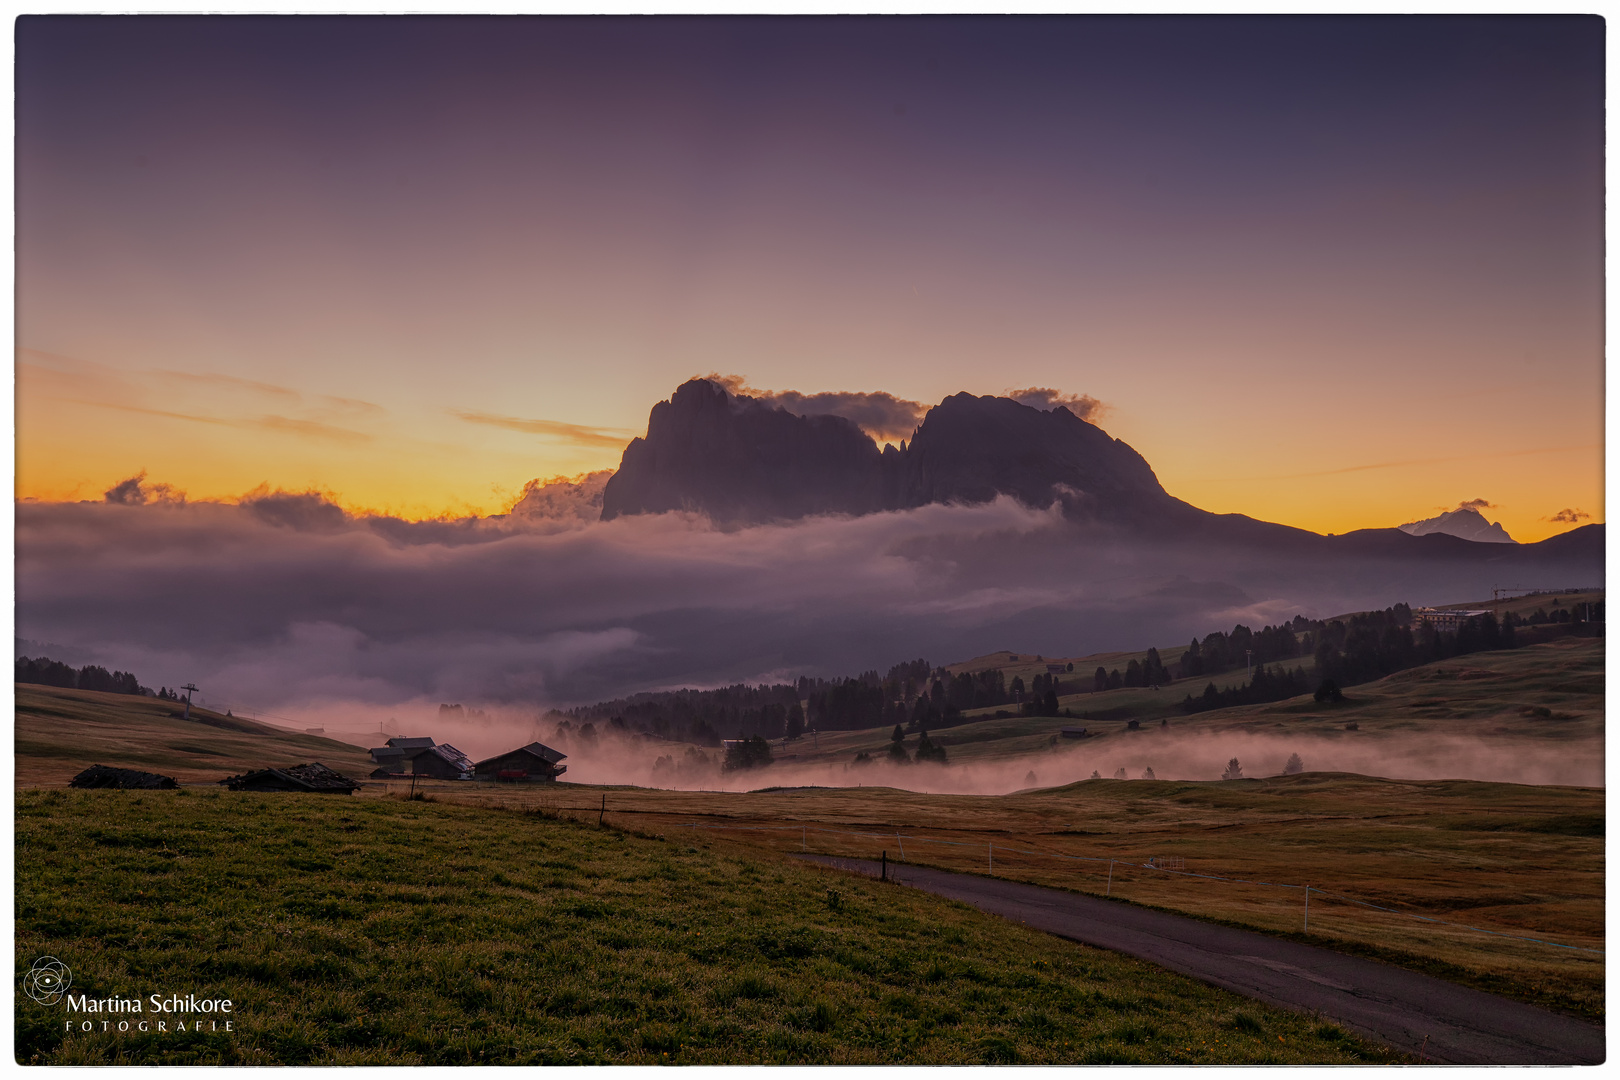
[
  {"xmin": 803, "ymin": 825, "xmax": 807, "ymax": 852},
  {"xmin": 599, "ymin": 793, "xmax": 605, "ymax": 826},
  {"xmin": 988, "ymin": 841, "xmax": 993, "ymax": 873},
  {"xmin": 897, "ymin": 832, "xmax": 904, "ymax": 861},
  {"xmin": 1107, "ymin": 860, "xmax": 1114, "ymax": 896},
  {"xmin": 1304, "ymin": 885, "xmax": 1309, "ymax": 932}
]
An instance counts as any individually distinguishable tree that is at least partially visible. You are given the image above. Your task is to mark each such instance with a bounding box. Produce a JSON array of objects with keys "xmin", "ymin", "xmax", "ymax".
[
  {"xmin": 1094, "ymin": 666, "xmax": 1108, "ymax": 692},
  {"xmin": 1141, "ymin": 766, "xmax": 1156, "ymax": 780},
  {"xmin": 915, "ymin": 729, "xmax": 947, "ymax": 764},
  {"xmin": 1042, "ymin": 689, "xmax": 1060, "ymax": 717},
  {"xmin": 1283, "ymin": 753, "xmax": 1304, "ymax": 775},
  {"xmin": 785, "ymin": 703, "xmax": 805, "ymax": 741},
  {"xmin": 1113, "ymin": 767, "xmax": 1128, "ymax": 779},
  {"xmin": 1143, "ymin": 647, "xmax": 1168, "ymax": 687},
  {"xmin": 1106, "ymin": 669, "xmax": 1123, "ymax": 691},
  {"xmin": 1221, "ymin": 757, "xmax": 1243, "ymax": 780},
  {"xmin": 887, "ymin": 738, "xmax": 910, "ymax": 764},
  {"xmin": 723, "ymin": 735, "xmax": 774, "ymax": 772},
  {"xmin": 1089, "ymin": 770, "xmax": 1101, "ymax": 780},
  {"xmin": 1124, "ymin": 659, "xmax": 1143, "ymax": 687},
  {"xmin": 1313, "ymin": 680, "xmax": 1343, "ymax": 703},
  {"xmin": 892, "ymin": 724, "xmax": 905, "ymax": 743}
]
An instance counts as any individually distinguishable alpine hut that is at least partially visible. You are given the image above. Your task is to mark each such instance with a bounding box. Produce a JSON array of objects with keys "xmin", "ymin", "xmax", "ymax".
[
  {"xmin": 220, "ymin": 762, "xmax": 361, "ymax": 794},
  {"xmin": 473, "ymin": 742, "xmax": 567, "ymax": 783}
]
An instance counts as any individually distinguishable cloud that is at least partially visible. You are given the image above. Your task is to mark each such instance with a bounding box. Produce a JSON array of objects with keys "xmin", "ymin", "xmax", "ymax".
[
  {"xmin": 254, "ymin": 415, "xmax": 373, "ymax": 444},
  {"xmin": 153, "ymin": 369, "xmax": 303, "ymax": 401},
  {"xmin": 1455, "ymin": 498, "xmax": 1495, "ymax": 512},
  {"xmin": 702, "ymin": 374, "xmax": 928, "ymax": 443},
  {"xmin": 102, "ymin": 471, "xmax": 186, "ymax": 507},
  {"xmin": 1004, "ymin": 387, "xmax": 1108, "ymax": 422},
  {"xmin": 701, "ymin": 376, "xmax": 1110, "ymax": 441},
  {"xmin": 15, "ymin": 487, "xmax": 1600, "ymax": 716},
  {"xmin": 69, "ymin": 399, "xmax": 236, "ymax": 428},
  {"xmin": 450, "ymin": 409, "xmax": 637, "ymax": 449},
  {"xmin": 506, "ymin": 471, "xmax": 614, "ymax": 526},
  {"xmin": 1548, "ymin": 508, "xmax": 1591, "ymax": 524}
]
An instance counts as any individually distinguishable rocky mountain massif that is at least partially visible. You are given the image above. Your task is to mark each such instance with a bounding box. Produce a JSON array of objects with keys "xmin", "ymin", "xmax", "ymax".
[
  {"xmin": 603, "ymin": 378, "xmax": 1186, "ymax": 526},
  {"xmin": 1399, "ymin": 507, "xmax": 1517, "ymax": 544},
  {"xmin": 599, "ymin": 378, "xmax": 1600, "ymax": 566}
]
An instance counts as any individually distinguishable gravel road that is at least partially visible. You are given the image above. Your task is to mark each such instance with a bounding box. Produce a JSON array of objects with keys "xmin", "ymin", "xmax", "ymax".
[{"xmin": 800, "ymin": 854, "xmax": 1603, "ymax": 1065}]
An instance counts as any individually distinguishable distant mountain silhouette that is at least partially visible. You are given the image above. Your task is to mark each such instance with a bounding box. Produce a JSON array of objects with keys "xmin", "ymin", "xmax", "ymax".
[
  {"xmin": 600, "ymin": 379, "xmax": 1602, "ymax": 568},
  {"xmin": 1399, "ymin": 507, "xmax": 1516, "ymax": 544},
  {"xmin": 601, "ymin": 378, "xmax": 1184, "ymax": 525}
]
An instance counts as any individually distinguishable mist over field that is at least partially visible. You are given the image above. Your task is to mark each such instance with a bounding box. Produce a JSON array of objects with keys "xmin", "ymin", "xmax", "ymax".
[
  {"xmin": 15, "ymin": 491, "xmax": 1598, "ymax": 717},
  {"xmin": 264, "ymin": 699, "xmax": 1602, "ymax": 792}
]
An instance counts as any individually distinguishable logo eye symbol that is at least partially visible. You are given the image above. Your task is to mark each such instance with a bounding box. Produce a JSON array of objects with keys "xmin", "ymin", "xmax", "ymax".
[{"xmin": 24, "ymin": 957, "xmax": 71, "ymax": 1005}]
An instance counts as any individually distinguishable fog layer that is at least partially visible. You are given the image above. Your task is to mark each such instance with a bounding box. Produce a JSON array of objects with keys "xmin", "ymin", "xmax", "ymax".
[{"xmin": 15, "ymin": 492, "xmax": 1598, "ymax": 715}]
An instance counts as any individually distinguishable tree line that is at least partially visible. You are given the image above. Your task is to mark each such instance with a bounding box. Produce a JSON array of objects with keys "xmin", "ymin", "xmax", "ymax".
[
  {"xmin": 15, "ymin": 655, "xmax": 154, "ymax": 697},
  {"xmin": 566, "ymin": 597, "xmax": 1601, "ymax": 745}
]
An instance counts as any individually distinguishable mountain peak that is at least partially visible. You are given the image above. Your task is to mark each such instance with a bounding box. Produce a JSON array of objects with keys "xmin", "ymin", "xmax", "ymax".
[
  {"xmin": 600, "ymin": 379, "xmax": 1169, "ymax": 524},
  {"xmin": 1398, "ymin": 506, "xmax": 1517, "ymax": 544}
]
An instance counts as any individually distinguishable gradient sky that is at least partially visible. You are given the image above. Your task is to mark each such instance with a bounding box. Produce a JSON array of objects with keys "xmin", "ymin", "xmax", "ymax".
[{"xmin": 16, "ymin": 16, "xmax": 1604, "ymax": 541}]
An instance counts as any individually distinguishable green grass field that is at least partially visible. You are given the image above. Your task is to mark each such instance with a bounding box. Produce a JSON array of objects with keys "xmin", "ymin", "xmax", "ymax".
[
  {"xmin": 14, "ymin": 685, "xmax": 377, "ymax": 787},
  {"xmin": 14, "ymin": 789, "xmax": 1406, "ymax": 1065},
  {"xmin": 759, "ymin": 636, "xmax": 1603, "ymax": 769},
  {"xmin": 442, "ymin": 769, "xmax": 1605, "ymax": 1022}
]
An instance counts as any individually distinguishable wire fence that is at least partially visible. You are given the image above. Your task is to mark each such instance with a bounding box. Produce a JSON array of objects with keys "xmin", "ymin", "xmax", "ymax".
[
  {"xmin": 450, "ymin": 789, "xmax": 1603, "ymax": 959},
  {"xmin": 641, "ymin": 817, "xmax": 1604, "ymax": 957}
]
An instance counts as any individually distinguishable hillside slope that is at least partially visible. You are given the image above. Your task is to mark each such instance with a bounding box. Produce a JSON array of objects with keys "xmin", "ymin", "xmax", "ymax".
[{"xmin": 15, "ymin": 684, "xmax": 377, "ymax": 786}]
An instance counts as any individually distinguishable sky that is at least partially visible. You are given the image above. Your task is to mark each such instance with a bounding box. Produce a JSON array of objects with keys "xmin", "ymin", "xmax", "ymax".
[{"xmin": 16, "ymin": 15, "xmax": 1604, "ymax": 541}]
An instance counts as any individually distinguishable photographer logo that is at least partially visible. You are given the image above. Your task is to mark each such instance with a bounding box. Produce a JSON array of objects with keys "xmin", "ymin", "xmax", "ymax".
[
  {"xmin": 21, "ymin": 957, "xmax": 234, "ymax": 1034},
  {"xmin": 24, "ymin": 957, "xmax": 71, "ymax": 1006}
]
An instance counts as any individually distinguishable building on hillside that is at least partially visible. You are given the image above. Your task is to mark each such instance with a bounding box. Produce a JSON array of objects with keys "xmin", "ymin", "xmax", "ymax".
[
  {"xmin": 1060, "ymin": 726, "xmax": 1089, "ymax": 739},
  {"xmin": 220, "ymin": 762, "xmax": 360, "ymax": 794},
  {"xmin": 1411, "ymin": 608, "xmax": 1492, "ymax": 633},
  {"xmin": 1046, "ymin": 663, "xmax": 1067, "ymax": 675},
  {"xmin": 369, "ymin": 736, "xmax": 437, "ymax": 773},
  {"xmin": 71, "ymin": 764, "xmax": 178, "ymax": 790},
  {"xmin": 407, "ymin": 743, "xmax": 476, "ymax": 780},
  {"xmin": 473, "ymin": 742, "xmax": 568, "ymax": 782}
]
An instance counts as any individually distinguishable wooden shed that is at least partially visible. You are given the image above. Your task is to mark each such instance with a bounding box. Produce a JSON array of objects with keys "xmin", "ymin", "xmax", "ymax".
[
  {"xmin": 473, "ymin": 742, "xmax": 567, "ymax": 782},
  {"xmin": 220, "ymin": 762, "xmax": 361, "ymax": 794}
]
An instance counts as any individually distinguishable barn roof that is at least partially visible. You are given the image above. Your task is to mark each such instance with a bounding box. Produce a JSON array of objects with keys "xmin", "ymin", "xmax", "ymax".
[
  {"xmin": 418, "ymin": 743, "xmax": 475, "ymax": 771},
  {"xmin": 387, "ymin": 736, "xmax": 436, "ymax": 749},
  {"xmin": 221, "ymin": 762, "xmax": 361, "ymax": 793},
  {"xmin": 474, "ymin": 741, "xmax": 566, "ymax": 770},
  {"xmin": 71, "ymin": 764, "xmax": 178, "ymax": 790}
]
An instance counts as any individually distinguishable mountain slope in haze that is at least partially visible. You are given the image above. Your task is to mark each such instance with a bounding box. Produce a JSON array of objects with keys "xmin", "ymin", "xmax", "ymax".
[{"xmin": 1399, "ymin": 507, "xmax": 1517, "ymax": 544}]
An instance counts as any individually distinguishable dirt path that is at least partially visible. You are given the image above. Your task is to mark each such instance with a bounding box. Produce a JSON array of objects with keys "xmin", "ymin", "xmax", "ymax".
[{"xmin": 801, "ymin": 855, "xmax": 1604, "ymax": 1065}]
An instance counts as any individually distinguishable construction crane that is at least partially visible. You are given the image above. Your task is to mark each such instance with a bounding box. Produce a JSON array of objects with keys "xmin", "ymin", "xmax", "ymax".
[{"xmin": 1491, "ymin": 585, "xmax": 1529, "ymax": 613}]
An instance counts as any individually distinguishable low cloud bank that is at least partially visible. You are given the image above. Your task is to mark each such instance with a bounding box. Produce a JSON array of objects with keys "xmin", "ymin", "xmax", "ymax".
[
  {"xmin": 16, "ymin": 489, "xmax": 1597, "ymax": 724},
  {"xmin": 279, "ymin": 703, "xmax": 1600, "ymax": 792}
]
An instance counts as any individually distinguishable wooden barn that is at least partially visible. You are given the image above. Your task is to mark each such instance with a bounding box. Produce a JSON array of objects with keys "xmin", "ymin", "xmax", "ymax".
[
  {"xmin": 473, "ymin": 742, "xmax": 567, "ymax": 782},
  {"xmin": 407, "ymin": 743, "xmax": 476, "ymax": 780},
  {"xmin": 221, "ymin": 762, "xmax": 360, "ymax": 794}
]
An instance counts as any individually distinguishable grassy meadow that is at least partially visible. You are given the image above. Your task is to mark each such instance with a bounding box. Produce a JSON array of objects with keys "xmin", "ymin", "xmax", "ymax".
[
  {"xmin": 766, "ymin": 636, "xmax": 1603, "ymax": 769},
  {"xmin": 442, "ymin": 771, "xmax": 1604, "ymax": 1021},
  {"xmin": 14, "ymin": 789, "xmax": 1407, "ymax": 1065},
  {"xmin": 15, "ymin": 685, "xmax": 376, "ymax": 787}
]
